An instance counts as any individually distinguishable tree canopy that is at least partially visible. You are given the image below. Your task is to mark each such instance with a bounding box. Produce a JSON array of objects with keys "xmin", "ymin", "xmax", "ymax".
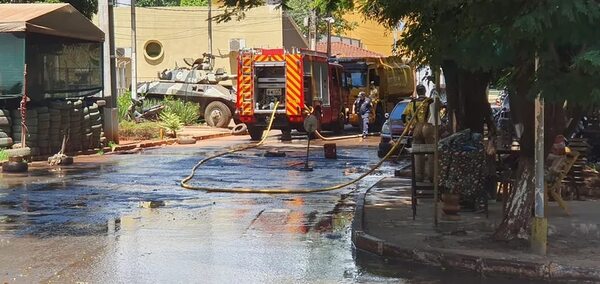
[
  {"xmin": 213, "ymin": 0, "xmax": 356, "ymax": 36},
  {"xmin": 361, "ymin": 0, "xmax": 600, "ymax": 103}
]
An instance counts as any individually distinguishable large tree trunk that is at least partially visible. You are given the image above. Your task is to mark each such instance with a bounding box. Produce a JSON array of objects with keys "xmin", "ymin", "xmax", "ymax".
[
  {"xmin": 442, "ymin": 60, "xmax": 492, "ymax": 134},
  {"xmin": 494, "ymin": 56, "xmax": 536, "ymax": 241},
  {"xmin": 494, "ymin": 156, "xmax": 535, "ymax": 240},
  {"xmin": 459, "ymin": 70, "xmax": 491, "ymax": 134},
  {"xmin": 493, "ymin": 54, "xmax": 566, "ymax": 240},
  {"xmin": 442, "ymin": 60, "xmax": 460, "ymax": 132}
]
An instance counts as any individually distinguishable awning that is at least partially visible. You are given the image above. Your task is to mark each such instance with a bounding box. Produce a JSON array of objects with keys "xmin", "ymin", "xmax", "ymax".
[{"xmin": 0, "ymin": 3, "xmax": 104, "ymax": 42}]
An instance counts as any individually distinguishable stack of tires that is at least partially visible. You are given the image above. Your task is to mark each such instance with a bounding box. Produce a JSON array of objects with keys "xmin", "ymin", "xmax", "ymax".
[
  {"xmin": 87, "ymin": 103, "xmax": 103, "ymax": 149},
  {"xmin": 49, "ymin": 103, "xmax": 63, "ymax": 154},
  {"xmin": 0, "ymin": 109, "xmax": 12, "ymax": 149},
  {"xmin": 36, "ymin": 107, "xmax": 50, "ymax": 155},
  {"xmin": 3, "ymin": 100, "xmax": 106, "ymax": 158},
  {"xmin": 69, "ymin": 100, "xmax": 84, "ymax": 153},
  {"xmin": 49, "ymin": 100, "xmax": 72, "ymax": 154},
  {"xmin": 11, "ymin": 108, "xmax": 39, "ymax": 156}
]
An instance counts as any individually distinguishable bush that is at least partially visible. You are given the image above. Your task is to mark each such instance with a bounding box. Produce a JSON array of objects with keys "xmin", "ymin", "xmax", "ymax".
[
  {"xmin": 144, "ymin": 96, "xmax": 200, "ymax": 125},
  {"xmin": 0, "ymin": 148, "xmax": 7, "ymax": 162},
  {"xmin": 117, "ymin": 92, "xmax": 132, "ymax": 122},
  {"xmin": 119, "ymin": 121, "xmax": 161, "ymax": 140},
  {"xmin": 159, "ymin": 110, "xmax": 183, "ymax": 137}
]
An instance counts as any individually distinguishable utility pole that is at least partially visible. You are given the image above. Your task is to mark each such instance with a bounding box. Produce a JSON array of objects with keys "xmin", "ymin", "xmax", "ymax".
[
  {"xmin": 130, "ymin": 0, "xmax": 138, "ymax": 101},
  {"xmin": 325, "ymin": 15, "xmax": 334, "ymax": 57},
  {"xmin": 309, "ymin": 9, "xmax": 317, "ymax": 51},
  {"xmin": 532, "ymin": 55, "xmax": 547, "ymax": 255},
  {"xmin": 99, "ymin": 0, "xmax": 119, "ymax": 143},
  {"xmin": 208, "ymin": 0, "xmax": 213, "ymax": 55}
]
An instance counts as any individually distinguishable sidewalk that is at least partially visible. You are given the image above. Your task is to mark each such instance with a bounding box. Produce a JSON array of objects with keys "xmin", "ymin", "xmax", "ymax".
[
  {"xmin": 352, "ymin": 177, "xmax": 600, "ymax": 282},
  {"xmin": 111, "ymin": 125, "xmax": 231, "ymax": 152}
]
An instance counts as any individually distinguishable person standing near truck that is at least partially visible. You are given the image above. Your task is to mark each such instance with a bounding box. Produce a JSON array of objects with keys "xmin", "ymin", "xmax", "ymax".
[
  {"xmin": 402, "ymin": 84, "xmax": 434, "ymax": 181},
  {"xmin": 353, "ymin": 91, "xmax": 372, "ymax": 138}
]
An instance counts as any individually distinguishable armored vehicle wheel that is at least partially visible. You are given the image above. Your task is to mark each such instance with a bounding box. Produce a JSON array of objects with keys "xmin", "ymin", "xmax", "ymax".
[
  {"xmin": 248, "ymin": 126, "xmax": 263, "ymax": 141},
  {"xmin": 205, "ymin": 101, "xmax": 231, "ymax": 128}
]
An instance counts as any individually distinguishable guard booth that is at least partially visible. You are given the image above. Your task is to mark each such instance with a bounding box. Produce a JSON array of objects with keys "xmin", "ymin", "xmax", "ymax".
[
  {"xmin": 0, "ymin": 4, "xmax": 105, "ymax": 156},
  {"xmin": 0, "ymin": 3, "xmax": 104, "ymax": 103}
]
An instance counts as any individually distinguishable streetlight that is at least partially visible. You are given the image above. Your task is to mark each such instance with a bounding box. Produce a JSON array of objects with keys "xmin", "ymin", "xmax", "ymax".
[{"xmin": 324, "ymin": 16, "xmax": 335, "ymax": 57}]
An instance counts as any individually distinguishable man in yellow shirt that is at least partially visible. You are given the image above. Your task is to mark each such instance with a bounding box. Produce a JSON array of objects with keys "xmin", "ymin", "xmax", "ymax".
[{"xmin": 402, "ymin": 84, "xmax": 434, "ymax": 182}]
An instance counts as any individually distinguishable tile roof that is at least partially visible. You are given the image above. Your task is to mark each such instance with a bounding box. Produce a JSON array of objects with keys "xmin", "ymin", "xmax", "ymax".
[{"xmin": 316, "ymin": 42, "xmax": 384, "ymax": 58}]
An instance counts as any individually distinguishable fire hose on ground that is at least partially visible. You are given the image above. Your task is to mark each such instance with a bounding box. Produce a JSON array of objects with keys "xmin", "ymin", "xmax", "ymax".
[{"xmin": 180, "ymin": 101, "xmax": 422, "ymax": 194}]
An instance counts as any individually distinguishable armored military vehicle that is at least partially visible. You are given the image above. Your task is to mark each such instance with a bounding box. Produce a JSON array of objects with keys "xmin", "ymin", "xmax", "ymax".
[{"xmin": 136, "ymin": 53, "xmax": 237, "ymax": 128}]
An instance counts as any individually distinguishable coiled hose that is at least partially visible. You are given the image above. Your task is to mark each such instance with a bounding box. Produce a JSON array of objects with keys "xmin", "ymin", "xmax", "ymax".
[{"xmin": 180, "ymin": 101, "xmax": 419, "ymax": 194}]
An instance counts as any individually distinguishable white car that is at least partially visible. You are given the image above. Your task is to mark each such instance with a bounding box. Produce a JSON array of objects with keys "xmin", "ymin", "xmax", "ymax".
[{"xmin": 378, "ymin": 100, "xmax": 412, "ymax": 158}]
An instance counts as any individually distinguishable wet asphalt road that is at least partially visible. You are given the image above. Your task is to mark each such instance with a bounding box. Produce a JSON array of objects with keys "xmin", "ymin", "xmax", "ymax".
[{"xmin": 1, "ymin": 135, "xmax": 413, "ymax": 283}]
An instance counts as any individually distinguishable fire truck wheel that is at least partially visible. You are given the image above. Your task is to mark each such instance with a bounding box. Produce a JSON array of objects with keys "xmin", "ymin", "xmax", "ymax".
[
  {"xmin": 248, "ymin": 126, "xmax": 263, "ymax": 141},
  {"xmin": 231, "ymin": 123, "xmax": 248, "ymax": 135},
  {"xmin": 205, "ymin": 101, "xmax": 232, "ymax": 128}
]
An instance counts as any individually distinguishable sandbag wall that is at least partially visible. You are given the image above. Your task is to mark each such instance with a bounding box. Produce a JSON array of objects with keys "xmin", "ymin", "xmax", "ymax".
[{"xmin": 5, "ymin": 100, "xmax": 105, "ymax": 156}]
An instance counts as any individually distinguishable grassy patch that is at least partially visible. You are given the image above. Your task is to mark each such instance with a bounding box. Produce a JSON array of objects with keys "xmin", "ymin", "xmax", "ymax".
[
  {"xmin": 118, "ymin": 92, "xmax": 132, "ymax": 122},
  {"xmin": 119, "ymin": 121, "xmax": 161, "ymax": 141},
  {"xmin": 144, "ymin": 96, "xmax": 200, "ymax": 125}
]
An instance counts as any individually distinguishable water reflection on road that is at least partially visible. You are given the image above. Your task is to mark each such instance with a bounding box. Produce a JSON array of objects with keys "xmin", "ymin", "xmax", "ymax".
[{"xmin": 0, "ymin": 140, "xmax": 407, "ymax": 283}]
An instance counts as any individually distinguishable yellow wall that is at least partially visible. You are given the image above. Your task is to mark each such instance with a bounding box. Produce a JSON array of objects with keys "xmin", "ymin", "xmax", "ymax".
[
  {"xmin": 111, "ymin": 6, "xmax": 306, "ymax": 82},
  {"xmin": 340, "ymin": 13, "xmax": 396, "ymax": 57}
]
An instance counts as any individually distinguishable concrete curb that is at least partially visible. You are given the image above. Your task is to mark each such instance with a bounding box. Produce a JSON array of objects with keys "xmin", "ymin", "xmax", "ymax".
[
  {"xmin": 30, "ymin": 132, "xmax": 231, "ymax": 161},
  {"xmin": 351, "ymin": 186, "xmax": 600, "ymax": 282}
]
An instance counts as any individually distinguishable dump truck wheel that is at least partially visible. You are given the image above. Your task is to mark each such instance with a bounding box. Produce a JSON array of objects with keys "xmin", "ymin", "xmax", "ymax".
[{"xmin": 205, "ymin": 101, "xmax": 232, "ymax": 128}]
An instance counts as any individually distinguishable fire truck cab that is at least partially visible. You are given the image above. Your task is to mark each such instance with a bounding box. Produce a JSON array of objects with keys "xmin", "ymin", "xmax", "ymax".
[{"xmin": 237, "ymin": 48, "xmax": 347, "ymax": 140}]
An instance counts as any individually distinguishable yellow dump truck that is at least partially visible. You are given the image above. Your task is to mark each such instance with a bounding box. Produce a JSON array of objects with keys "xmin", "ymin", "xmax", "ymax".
[{"xmin": 339, "ymin": 57, "xmax": 414, "ymax": 131}]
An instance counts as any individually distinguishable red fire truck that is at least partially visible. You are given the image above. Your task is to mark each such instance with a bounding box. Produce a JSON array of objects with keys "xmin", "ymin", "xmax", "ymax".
[{"xmin": 237, "ymin": 48, "xmax": 347, "ymax": 140}]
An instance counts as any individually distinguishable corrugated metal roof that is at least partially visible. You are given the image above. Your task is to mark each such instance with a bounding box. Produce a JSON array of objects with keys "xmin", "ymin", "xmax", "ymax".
[
  {"xmin": 0, "ymin": 3, "xmax": 104, "ymax": 42},
  {"xmin": 316, "ymin": 42, "xmax": 384, "ymax": 58},
  {"xmin": 0, "ymin": 3, "xmax": 67, "ymax": 22}
]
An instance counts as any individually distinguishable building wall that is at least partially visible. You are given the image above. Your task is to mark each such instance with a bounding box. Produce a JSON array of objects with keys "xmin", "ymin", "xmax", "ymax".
[
  {"xmin": 111, "ymin": 5, "xmax": 306, "ymax": 84},
  {"xmin": 340, "ymin": 13, "xmax": 396, "ymax": 57}
]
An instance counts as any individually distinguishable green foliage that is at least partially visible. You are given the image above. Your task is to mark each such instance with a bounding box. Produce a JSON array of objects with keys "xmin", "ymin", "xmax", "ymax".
[
  {"xmin": 214, "ymin": 0, "xmax": 355, "ymax": 35},
  {"xmin": 0, "ymin": 148, "xmax": 8, "ymax": 162},
  {"xmin": 117, "ymin": 93, "xmax": 132, "ymax": 122},
  {"xmin": 119, "ymin": 121, "xmax": 161, "ymax": 140},
  {"xmin": 136, "ymin": 0, "xmax": 179, "ymax": 7},
  {"xmin": 64, "ymin": 0, "xmax": 97, "ymax": 19},
  {"xmin": 284, "ymin": 0, "xmax": 356, "ymax": 36},
  {"xmin": 145, "ymin": 97, "xmax": 200, "ymax": 125},
  {"xmin": 359, "ymin": 0, "xmax": 600, "ymax": 104},
  {"xmin": 108, "ymin": 141, "xmax": 117, "ymax": 151},
  {"xmin": 159, "ymin": 110, "xmax": 183, "ymax": 137},
  {"xmin": 180, "ymin": 0, "xmax": 206, "ymax": 6}
]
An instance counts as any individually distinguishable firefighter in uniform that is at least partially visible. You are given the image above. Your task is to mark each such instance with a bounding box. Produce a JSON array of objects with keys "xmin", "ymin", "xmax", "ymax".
[{"xmin": 402, "ymin": 84, "xmax": 434, "ymax": 182}]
